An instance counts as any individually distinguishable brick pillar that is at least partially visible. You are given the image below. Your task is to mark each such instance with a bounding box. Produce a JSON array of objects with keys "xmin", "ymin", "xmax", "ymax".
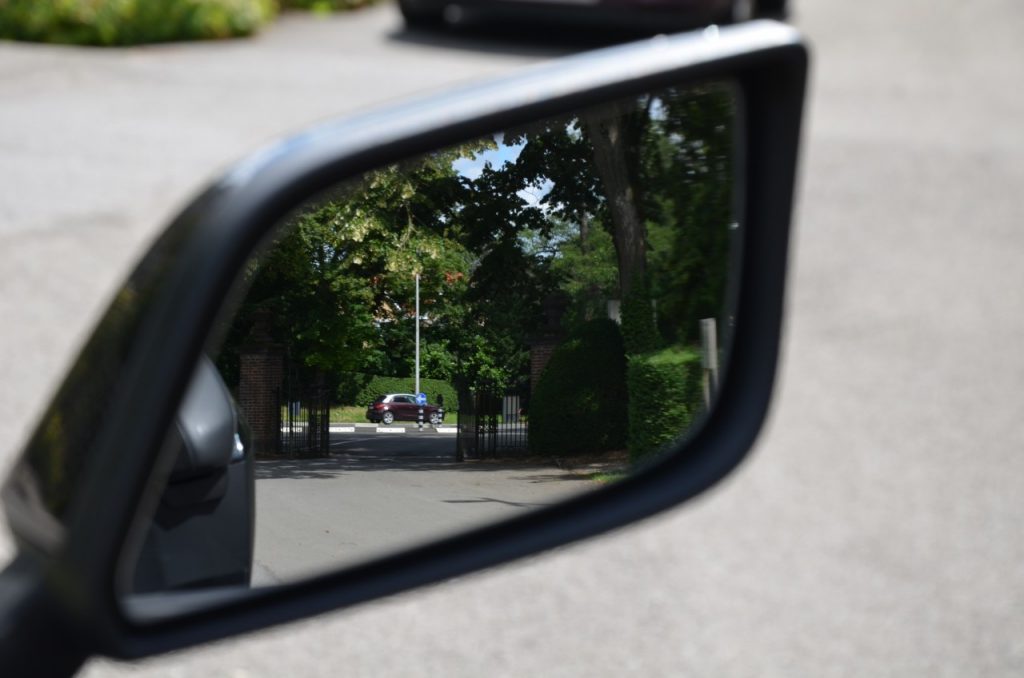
[
  {"xmin": 238, "ymin": 310, "xmax": 283, "ymax": 457},
  {"xmin": 529, "ymin": 339, "xmax": 559, "ymax": 391},
  {"xmin": 528, "ymin": 292, "xmax": 569, "ymax": 391}
]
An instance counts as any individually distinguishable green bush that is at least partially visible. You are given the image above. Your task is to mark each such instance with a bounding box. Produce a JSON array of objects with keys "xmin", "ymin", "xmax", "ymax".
[
  {"xmin": 528, "ymin": 319, "xmax": 627, "ymax": 457},
  {"xmin": 336, "ymin": 372, "xmax": 373, "ymax": 405},
  {"xmin": 0, "ymin": 0, "xmax": 276, "ymax": 46},
  {"xmin": 627, "ymin": 347, "xmax": 705, "ymax": 463},
  {"xmin": 342, "ymin": 373, "xmax": 457, "ymax": 411},
  {"xmin": 281, "ymin": 0, "xmax": 375, "ymax": 11},
  {"xmin": 621, "ymin": 282, "xmax": 660, "ymax": 356}
]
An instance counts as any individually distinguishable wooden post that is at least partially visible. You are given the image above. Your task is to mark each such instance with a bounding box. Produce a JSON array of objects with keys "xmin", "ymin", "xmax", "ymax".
[{"xmin": 700, "ymin": 318, "xmax": 719, "ymax": 408}]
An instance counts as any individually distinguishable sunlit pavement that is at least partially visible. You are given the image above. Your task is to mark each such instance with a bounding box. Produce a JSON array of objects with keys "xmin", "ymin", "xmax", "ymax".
[{"xmin": 252, "ymin": 433, "xmax": 594, "ymax": 584}]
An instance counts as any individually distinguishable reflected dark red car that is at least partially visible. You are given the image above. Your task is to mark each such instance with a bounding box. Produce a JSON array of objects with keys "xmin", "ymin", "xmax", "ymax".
[
  {"xmin": 398, "ymin": 0, "xmax": 785, "ymax": 34},
  {"xmin": 366, "ymin": 393, "xmax": 446, "ymax": 425}
]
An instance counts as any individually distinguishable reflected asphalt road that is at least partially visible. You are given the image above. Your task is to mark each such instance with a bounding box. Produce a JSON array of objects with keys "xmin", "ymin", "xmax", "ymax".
[{"xmin": 252, "ymin": 431, "xmax": 596, "ymax": 585}]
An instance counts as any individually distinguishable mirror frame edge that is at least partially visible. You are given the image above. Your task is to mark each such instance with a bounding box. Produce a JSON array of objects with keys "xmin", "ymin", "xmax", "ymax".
[{"xmin": 1, "ymin": 21, "xmax": 808, "ymax": 664}]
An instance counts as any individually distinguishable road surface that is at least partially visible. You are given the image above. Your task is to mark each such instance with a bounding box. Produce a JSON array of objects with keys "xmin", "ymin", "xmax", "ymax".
[{"xmin": 253, "ymin": 432, "xmax": 598, "ymax": 584}]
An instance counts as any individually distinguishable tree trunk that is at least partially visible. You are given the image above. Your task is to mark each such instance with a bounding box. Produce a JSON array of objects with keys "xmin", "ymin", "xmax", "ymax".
[{"xmin": 583, "ymin": 102, "xmax": 646, "ymax": 298}]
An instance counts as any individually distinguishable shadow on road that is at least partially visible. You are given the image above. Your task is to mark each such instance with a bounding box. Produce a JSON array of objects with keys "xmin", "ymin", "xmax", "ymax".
[
  {"xmin": 255, "ymin": 453, "xmax": 582, "ymax": 480},
  {"xmin": 255, "ymin": 458, "xmax": 352, "ymax": 480},
  {"xmin": 442, "ymin": 497, "xmax": 549, "ymax": 508},
  {"xmin": 386, "ymin": 20, "xmax": 637, "ymax": 59},
  {"xmin": 507, "ymin": 472, "xmax": 597, "ymax": 483}
]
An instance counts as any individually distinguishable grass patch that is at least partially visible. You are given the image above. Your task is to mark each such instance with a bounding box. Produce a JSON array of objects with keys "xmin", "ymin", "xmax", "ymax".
[
  {"xmin": 588, "ymin": 471, "xmax": 629, "ymax": 484},
  {"xmin": 330, "ymin": 405, "xmax": 366, "ymax": 423},
  {"xmin": 281, "ymin": 0, "xmax": 378, "ymax": 11},
  {"xmin": 280, "ymin": 405, "xmax": 366, "ymax": 423}
]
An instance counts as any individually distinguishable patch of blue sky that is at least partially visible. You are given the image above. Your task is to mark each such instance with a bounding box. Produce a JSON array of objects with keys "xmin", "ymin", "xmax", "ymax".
[
  {"xmin": 451, "ymin": 132, "xmax": 523, "ymax": 180},
  {"xmin": 451, "ymin": 133, "xmax": 553, "ymax": 207},
  {"xmin": 518, "ymin": 178, "xmax": 554, "ymax": 209}
]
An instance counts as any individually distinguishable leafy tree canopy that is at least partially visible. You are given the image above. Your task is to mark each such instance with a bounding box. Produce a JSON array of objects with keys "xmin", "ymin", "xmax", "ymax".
[{"xmin": 218, "ymin": 84, "xmax": 737, "ymax": 392}]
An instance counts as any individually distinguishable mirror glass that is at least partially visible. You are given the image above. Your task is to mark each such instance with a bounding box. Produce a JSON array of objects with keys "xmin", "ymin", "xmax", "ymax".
[{"xmin": 120, "ymin": 79, "xmax": 741, "ymax": 613}]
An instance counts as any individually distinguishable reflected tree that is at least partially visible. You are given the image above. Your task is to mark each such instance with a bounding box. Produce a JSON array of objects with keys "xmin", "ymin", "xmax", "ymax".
[{"xmin": 217, "ymin": 84, "xmax": 735, "ymax": 409}]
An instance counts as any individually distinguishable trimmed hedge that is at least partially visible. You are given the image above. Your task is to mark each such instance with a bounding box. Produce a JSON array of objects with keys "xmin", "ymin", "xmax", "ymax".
[
  {"xmin": 282, "ymin": 0, "xmax": 375, "ymax": 10},
  {"xmin": 339, "ymin": 373, "xmax": 457, "ymax": 411},
  {"xmin": 620, "ymin": 281, "xmax": 660, "ymax": 356},
  {"xmin": 0, "ymin": 0, "xmax": 276, "ymax": 46},
  {"xmin": 528, "ymin": 319, "xmax": 627, "ymax": 457},
  {"xmin": 627, "ymin": 347, "xmax": 705, "ymax": 463}
]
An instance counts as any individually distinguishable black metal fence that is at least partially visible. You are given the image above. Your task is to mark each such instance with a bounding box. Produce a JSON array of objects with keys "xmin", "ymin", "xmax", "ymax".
[
  {"xmin": 278, "ymin": 367, "xmax": 330, "ymax": 457},
  {"xmin": 456, "ymin": 382, "xmax": 529, "ymax": 460}
]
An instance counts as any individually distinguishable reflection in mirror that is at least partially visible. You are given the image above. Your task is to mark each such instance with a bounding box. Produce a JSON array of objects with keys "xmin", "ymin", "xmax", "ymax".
[{"xmin": 120, "ymin": 80, "xmax": 741, "ymax": 613}]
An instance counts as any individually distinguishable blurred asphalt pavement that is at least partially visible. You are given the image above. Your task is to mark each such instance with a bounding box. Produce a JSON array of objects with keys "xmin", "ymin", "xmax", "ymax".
[{"xmin": 2, "ymin": 1, "xmax": 1024, "ymax": 676}]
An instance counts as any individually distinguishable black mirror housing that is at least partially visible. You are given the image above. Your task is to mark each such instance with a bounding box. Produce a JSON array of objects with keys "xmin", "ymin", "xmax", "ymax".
[
  {"xmin": 172, "ymin": 358, "xmax": 239, "ymax": 480},
  {"xmin": 0, "ymin": 20, "xmax": 807, "ymax": 671}
]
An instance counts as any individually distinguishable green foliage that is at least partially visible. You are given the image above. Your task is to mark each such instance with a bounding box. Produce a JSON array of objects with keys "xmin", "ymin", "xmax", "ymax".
[
  {"xmin": 282, "ymin": 0, "xmax": 375, "ymax": 11},
  {"xmin": 528, "ymin": 319, "xmax": 627, "ymax": 457},
  {"xmin": 220, "ymin": 144, "xmax": 482, "ymax": 379},
  {"xmin": 521, "ymin": 217, "xmax": 618, "ymax": 332},
  {"xmin": 213, "ymin": 86, "xmax": 734, "ymax": 442},
  {"xmin": 620, "ymin": 282, "xmax": 659, "ymax": 355},
  {"xmin": 643, "ymin": 85, "xmax": 736, "ymax": 345},
  {"xmin": 456, "ymin": 238, "xmax": 554, "ymax": 390},
  {"xmin": 344, "ymin": 374, "xmax": 457, "ymax": 411},
  {"xmin": 504, "ymin": 85, "xmax": 735, "ymax": 348},
  {"xmin": 215, "ymin": 134, "xmax": 563, "ymax": 398},
  {"xmin": 335, "ymin": 372, "xmax": 372, "ymax": 405},
  {"xmin": 627, "ymin": 347, "xmax": 705, "ymax": 464},
  {"xmin": 0, "ymin": 0, "xmax": 276, "ymax": 45}
]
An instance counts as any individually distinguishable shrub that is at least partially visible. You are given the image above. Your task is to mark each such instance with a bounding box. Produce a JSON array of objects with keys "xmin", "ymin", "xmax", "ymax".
[
  {"xmin": 528, "ymin": 319, "xmax": 627, "ymax": 457},
  {"xmin": 620, "ymin": 281, "xmax": 660, "ymax": 355},
  {"xmin": 281, "ymin": 0, "xmax": 375, "ymax": 11},
  {"xmin": 342, "ymin": 373, "xmax": 457, "ymax": 411},
  {"xmin": 627, "ymin": 346, "xmax": 705, "ymax": 464},
  {"xmin": 0, "ymin": 0, "xmax": 276, "ymax": 46},
  {"xmin": 336, "ymin": 372, "xmax": 373, "ymax": 405}
]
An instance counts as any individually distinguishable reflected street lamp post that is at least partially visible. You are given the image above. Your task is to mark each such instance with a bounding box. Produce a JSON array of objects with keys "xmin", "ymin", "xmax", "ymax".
[{"xmin": 415, "ymin": 273, "xmax": 423, "ymax": 431}]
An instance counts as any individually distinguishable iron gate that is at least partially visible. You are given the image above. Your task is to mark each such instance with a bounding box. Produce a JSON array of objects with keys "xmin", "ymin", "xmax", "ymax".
[
  {"xmin": 456, "ymin": 382, "xmax": 529, "ymax": 460},
  {"xmin": 278, "ymin": 366, "xmax": 330, "ymax": 457}
]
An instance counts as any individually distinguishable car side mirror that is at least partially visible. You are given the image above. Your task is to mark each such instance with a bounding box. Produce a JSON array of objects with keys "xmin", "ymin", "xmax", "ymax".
[
  {"xmin": 172, "ymin": 358, "xmax": 243, "ymax": 479},
  {"xmin": 0, "ymin": 21, "xmax": 806, "ymax": 674}
]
